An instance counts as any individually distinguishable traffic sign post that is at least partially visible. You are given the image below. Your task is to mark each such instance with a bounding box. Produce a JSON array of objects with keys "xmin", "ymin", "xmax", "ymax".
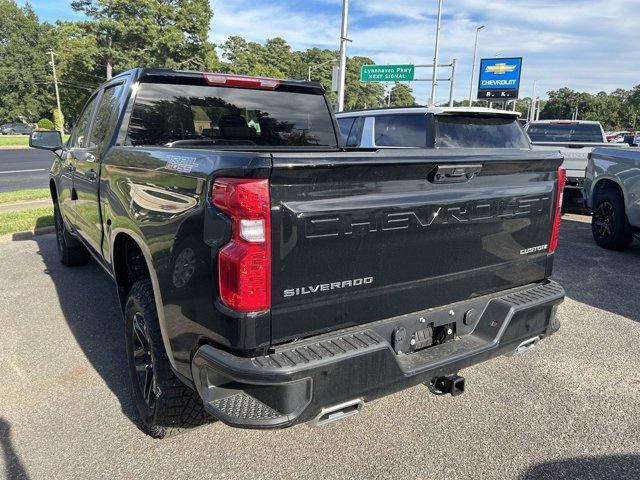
[
  {"xmin": 477, "ymin": 57, "xmax": 523, "ymax": 100},
  {"xmin": 360, "ymin": 62, "xmax": 457, "ymax": 106}
]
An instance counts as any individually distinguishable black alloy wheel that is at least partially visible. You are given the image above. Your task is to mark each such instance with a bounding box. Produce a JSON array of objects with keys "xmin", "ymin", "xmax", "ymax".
[{"xmin": 131, "ymin": 312, "xmax": 157, "ymax": 409}]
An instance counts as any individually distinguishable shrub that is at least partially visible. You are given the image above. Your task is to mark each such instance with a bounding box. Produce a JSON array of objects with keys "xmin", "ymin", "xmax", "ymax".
[
  {"xmin": 52, "ymin": 108, "xmax": 65, "ymax": 133},
  {"xmin": 37, "ymin": 118, "xmax": 55, "ymax": 130}
]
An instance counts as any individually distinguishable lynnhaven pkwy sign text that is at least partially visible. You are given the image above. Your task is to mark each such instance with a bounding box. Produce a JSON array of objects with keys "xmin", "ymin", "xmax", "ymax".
[{"xmin": 360, "ymin": 65, "xmax": 415, "ymax": 82}]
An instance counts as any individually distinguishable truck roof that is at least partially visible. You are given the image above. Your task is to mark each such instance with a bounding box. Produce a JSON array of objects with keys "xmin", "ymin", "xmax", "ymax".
[
  {"xmin": 116, "ymin": 68, "xmax": 326, "ymax": 95},
  {"xmin": 336, "ymin": 106, "xmax": 521, "ymax": 118}
]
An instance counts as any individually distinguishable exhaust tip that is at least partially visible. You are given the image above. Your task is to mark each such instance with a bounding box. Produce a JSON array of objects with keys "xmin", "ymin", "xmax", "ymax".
[
  {"xmin": 312, "ymin": 398, "xmax": 364, "ymax": 427},
  {"xmin": 513, "ymin": 336, "xmax": 541, "ymax": 356}
]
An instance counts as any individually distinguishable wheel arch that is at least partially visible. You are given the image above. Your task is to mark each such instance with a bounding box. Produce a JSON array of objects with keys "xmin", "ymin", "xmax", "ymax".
[
  {"xmin": 111, "ymin": 229, "xmax": 178, "ymax": 371},
  {"xmin": 591, "ymin": 177, "xmax": 624, "ymax": 209},
  {"xmin": 49, "ymin": 178, "xmax": 58, "ymax": 203}
]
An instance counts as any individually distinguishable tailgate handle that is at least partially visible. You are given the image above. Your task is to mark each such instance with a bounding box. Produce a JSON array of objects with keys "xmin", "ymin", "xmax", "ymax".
[{"xmin": 431, "ymin": 164, "xmax": 482, "ymax": 183}]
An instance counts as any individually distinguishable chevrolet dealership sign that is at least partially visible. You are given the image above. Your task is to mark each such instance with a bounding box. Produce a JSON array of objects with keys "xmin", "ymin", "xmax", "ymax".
[{"xmin": 477, "ymin": 57, "xmax": 523, "ymax": 99}]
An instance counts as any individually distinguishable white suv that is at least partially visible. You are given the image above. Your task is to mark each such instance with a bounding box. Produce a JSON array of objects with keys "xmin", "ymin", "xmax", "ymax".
[{"xmin": 335, "ymin": 107, "xmax": 528, "ymax": 149}]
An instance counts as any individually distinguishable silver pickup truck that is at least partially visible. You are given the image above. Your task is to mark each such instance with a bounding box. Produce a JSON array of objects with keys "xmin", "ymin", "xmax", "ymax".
[
  {"xmin": 525, "ymin": 120, "xmax": 627, "ymax": 193},
  {"xmin": 584, "ymin": 147, "xmax": 640, "ymax": 250}
]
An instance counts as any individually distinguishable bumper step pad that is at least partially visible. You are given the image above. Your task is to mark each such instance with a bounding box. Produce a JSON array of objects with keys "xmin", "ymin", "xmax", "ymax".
[
  {"xmin": 210, "ymin": 392, "xmax": 281, "ymax": 422},
  {"xmin": 192, "ymin": 280, "xmax": 565, "ymax": 429}
]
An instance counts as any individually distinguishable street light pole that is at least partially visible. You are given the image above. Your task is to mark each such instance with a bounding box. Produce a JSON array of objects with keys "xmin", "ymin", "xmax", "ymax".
[
  {"xmin": 468, "ymin": 25, "xmax": 484, "ymax": 106},
  {"xmin": 337, "ymin": 0, "xmax": 350, "ymax": 111},
  {"xmin": 47, "ymin": 50, "xmax": 63, "ymax": 133},
  {"xmin": 430, "ymin": 0, "xmax": 444, "ymax": 106},
  {"xmin": 308, "ymin": 59, "xmax": 337, "ymax": 82}
]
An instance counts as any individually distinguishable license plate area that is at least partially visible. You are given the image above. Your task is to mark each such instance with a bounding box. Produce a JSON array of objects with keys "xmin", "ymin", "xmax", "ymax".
[{"xmin": 392, "ymin": 321, "xmax": 457, "ymax": 355}]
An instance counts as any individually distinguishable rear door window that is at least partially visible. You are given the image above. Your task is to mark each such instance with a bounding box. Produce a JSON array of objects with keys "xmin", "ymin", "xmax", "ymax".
[
  {"xmin": 88, "ymin": 84, "xmax": 124, "ymax": 149},
  {"xmin": 436, "ymin": 116, "xmax": 530, "ymax": 148},
  {"xmin": 526, "ymin": 123, "xmax": 603, "ymax": 143},
  {"xmin": 126, "ymin": 83, "xmax": 338, "ymax": 149},
  {"xmin": 374, "ymin": 114, "xmax": 428, "ymax": 147}
]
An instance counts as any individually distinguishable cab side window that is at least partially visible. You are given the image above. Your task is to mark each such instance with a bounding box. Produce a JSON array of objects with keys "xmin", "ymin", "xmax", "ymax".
[{"xmin": 71, "ymin": 95, "xmax": 99, "ymax": 149}]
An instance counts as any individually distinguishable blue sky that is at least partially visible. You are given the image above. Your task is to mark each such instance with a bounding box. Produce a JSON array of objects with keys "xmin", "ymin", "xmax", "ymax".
[{"xmin": 20, "ymin": 0, "xmax": 640, "ymax": 104}]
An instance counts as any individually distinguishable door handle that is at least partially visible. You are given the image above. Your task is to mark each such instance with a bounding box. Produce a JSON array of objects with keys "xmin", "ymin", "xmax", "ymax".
[
  {"xmin": 431, "ymin": 164, "xmax": 483, "ymax": 183},
  {"xmin": 85, "ymin": 170, "xmax": 97, "ymax": 181}
]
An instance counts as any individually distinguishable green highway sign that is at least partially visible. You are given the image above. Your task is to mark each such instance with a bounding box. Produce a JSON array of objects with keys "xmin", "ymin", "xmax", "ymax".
[{"xmin": 360, "ymin": 64, "xmax": 415, "ymax": 82}]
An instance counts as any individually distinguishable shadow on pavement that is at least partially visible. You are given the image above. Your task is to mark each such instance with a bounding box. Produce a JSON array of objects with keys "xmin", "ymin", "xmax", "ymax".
[
  {"xmin": 552, "ymin": 216, "xmax": 640, "ymax": 322},
  {"xmin": 21, "ymin": 234, "xmax": 139, "ymax": 426},
  {"xmin": 0, "ymin": 418, "xmax": 30, "ymax": 480},
  {"xmin": 520, "ymin": 453, "xmax": 640, "ymax": 480}
]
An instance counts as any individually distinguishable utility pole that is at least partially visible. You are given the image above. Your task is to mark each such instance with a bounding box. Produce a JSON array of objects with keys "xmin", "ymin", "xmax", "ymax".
[
  {"xmin": 528, "ymin": 80, "xmax": 537, "ymax": 123},
  {"xmin": 468, "ymin": 25, "xmax": 484, "ymax": 106},
  {"xmin": 47, "ymin": 50, "xmax": 63, "ymax": 133},
  {"xmin": 430, "ymin": 0, "xmax": 444, "ymax": 106},
  {"xmin": 337, "ymin": 0, "xmax": 351, "ymax": 112}
]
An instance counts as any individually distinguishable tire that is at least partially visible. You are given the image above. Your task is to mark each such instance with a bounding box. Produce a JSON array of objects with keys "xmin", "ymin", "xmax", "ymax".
[
  {"xmin": 53, "ymin": 201, "xmax": 90, "ymax": 266},
  {"xmin": 591, "ymin": 189, "xmax": 634, "ymax": 250},
  {"xmin": 124, "ymin": 280, "xmax": 212, "ymax": 438}
]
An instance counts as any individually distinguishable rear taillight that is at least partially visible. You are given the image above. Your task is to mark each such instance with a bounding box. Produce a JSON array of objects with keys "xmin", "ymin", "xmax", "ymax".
[
  {"xmin": 203, "ymin": 73, "xmax": 281, "ymax": 90},
  {"xmin": 212, "ymin": 178, "xmax": 271, "ymax": 312},
  {"xmin": 548, "ymin": 166, "xmax": 566, "ymax": 253}
]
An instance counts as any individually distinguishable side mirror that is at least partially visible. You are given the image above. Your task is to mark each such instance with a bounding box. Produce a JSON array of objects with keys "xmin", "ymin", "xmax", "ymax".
[{"xmin": 29, "ymin": 130, "xmax": 63, "ymax": 151}]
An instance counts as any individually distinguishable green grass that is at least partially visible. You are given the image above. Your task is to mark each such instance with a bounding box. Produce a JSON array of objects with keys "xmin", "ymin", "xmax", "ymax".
[
  {"xmin": 0, "ymin": 135, "xmax": 30, "ymax": 147},
  {"xmin": 0, "ymin": 134, "xmax": 70, "ymax": 147},
  {"xmin": 0, "ymin": 207, "xmax": 54, "ymax": 236},
  {"xmin": 0, "ymin": 188, "xmax": 50, "ymax": 204}
]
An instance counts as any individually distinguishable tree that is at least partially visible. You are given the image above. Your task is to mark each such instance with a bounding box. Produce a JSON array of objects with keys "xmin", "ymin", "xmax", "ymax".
[
  {"xmin": 344, "ymin": 56, "xmax": 385, "ymax": 110},
  {"xmin": 70, "ymin": 0, "xmax": 218, "ymax": 79},
  {"xmin": 0, "ymin": 0, "xmax": 53, "ymax": 122},
  {"xmin": 48, "ymin": 21, "xmax": 103, "ymax": 126},
  {"xmin": 388, "ymin": 83, "xmax": 416, "ymax": 107}
]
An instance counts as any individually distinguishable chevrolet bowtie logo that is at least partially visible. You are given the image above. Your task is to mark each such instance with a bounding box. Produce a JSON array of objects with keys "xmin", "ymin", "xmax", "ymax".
[{"xmin": 485, "ymin": 63, "xmax": 516, "ymax": 74}]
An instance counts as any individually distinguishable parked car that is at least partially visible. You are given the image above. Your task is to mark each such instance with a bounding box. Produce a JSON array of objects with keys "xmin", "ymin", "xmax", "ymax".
[
  {"xmin": 584, "ymin": 147, "xmax": 640, "ymax": 250},
  {"xmin": 525, "ymin": 120, "xmax": 627, "ymax": 194},
  {"xmin": 605, "ymin": 131, "xmax": 628, "ymax": 143},
  {"xmin": 30, "ymin": 68, "xmax": 565, "ymax": 438},
  {"xmin": 622, "ymin": 133, "xmax": 639, "ymax": 147},
  {"xmin": 1, "ymin": 123, "xmax": 33, "ymax": 135},
  {"xmin": 335, "ymin": 106, "xmax": 529, "ymax": 149}
]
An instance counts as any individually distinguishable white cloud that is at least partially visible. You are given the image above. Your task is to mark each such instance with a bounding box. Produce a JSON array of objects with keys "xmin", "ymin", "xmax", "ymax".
[{"xmin": 211, "ymin": 1, "xmax": 640, "ymax": 104}]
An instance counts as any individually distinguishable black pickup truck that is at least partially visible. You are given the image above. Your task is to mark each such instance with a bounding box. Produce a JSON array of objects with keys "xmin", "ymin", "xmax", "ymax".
[{"xmin": 30, "ymin": 68, "xmax": 565, "ymax": 438}]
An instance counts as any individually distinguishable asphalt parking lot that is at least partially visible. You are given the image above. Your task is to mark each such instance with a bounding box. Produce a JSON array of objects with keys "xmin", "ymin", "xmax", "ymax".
[{"xmin": 1, "ymin": 214, "xmax": 639, "ymax": 480}]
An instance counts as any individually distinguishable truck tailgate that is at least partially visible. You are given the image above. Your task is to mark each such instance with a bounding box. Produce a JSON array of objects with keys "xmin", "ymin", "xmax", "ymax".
[{"xmin": 269, "ymin": 149, "xmax": 563, "ymax": 344}]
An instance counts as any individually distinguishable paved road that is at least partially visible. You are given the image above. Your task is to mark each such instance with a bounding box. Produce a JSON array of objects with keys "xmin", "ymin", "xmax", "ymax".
[
  {"xmin": 0, "ymin": 149, "xmax": 53, "ymax": 192},
  {"xmin": 0, "ymin": 215, "xmax": 639, "ymax": 480}
]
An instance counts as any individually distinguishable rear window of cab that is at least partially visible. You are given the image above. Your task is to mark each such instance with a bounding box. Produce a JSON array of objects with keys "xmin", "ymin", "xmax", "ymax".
[{"xmin": 126, "ymin": 83, "xmax": 338, "ymax": 149}]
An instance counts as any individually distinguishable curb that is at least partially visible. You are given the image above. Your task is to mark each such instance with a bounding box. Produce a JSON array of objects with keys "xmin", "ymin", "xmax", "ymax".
[
  {"xmin": 0, "ymin": 199, "xmax": 52, "ymax": 213},
  {"xmin": 0, "ymin": 226, "xmax": 55, "ymax": 244},
  {"xmin": 0, "ymin": 145, "xmax": 30, "ymax": 150}
]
